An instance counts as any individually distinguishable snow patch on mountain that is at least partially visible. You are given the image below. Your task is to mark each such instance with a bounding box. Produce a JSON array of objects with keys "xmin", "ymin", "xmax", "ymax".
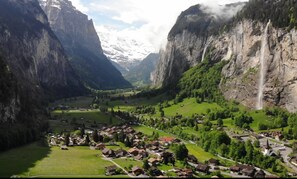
[{"xmin": 96, "ymin": 25, "xmax": 155, "ymax": 70}]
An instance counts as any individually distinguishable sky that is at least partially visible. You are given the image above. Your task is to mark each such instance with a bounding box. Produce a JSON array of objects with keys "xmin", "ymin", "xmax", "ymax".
[{"xmin": 69, "ymin": 0, "xmax": 248, "ymax": 52}]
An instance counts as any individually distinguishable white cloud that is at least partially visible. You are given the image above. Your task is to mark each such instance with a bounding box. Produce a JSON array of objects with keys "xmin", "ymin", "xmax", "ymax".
[
  {"xmin": 69, "ymin": 0, "xmax": 89, "ymax": 13},
  {"xmin": 70, "ymin": 0, "xmax": 248, "ymax": 52}
]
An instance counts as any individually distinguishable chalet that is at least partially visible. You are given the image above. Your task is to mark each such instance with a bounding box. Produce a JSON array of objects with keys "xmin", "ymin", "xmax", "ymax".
[
  {"xmin": 132, "ymin": 166, "xmax": 144, "ymax": 176},
  {"xmin": 208, "ymin": 158, "xmax": 220, "ymax": 166},
  {"xmin": 159, "ymin": 137, "xmax": 178, "ymax": 145},
  {"xmin": 134, "ymin": 154, "xmax": 144, "ymax": 160},
  {"xmin": 187, "ymin": 155, "xmax": 198, "ymax": 164},
  {"xmin": 148, "ymin": 158, "xmax": 159, "ymax": 167},
  {"xmin": 115, "ymin": 149, "xmax": 127, "ymax": 158},
  {"xmin": 95, "ymin": 143, "xmax": 105, "ymax": 150},
  {"xmin": 177, "ymin": 168, "xmax": 193, "ymax": 178},
  {"xmin": 196, "ymin": 164, "xmax": 210, "ymax": 173},
  {"xmin": 149, "ymin": 167, "xmax": 163, "ymax": 176},
  {"xmin": 128, "ymin": 148, "xmax": 139, "ymax": 156},
  {"xmin": 102, "ymin": 148, "xmax": 115, "ymax": 158},
  {"xmin": 230, "ymin": 166, "xmax": 240, "ymax": 173},
  {"xmin": 105, "ymin": 165, "xmax": 117, "ymax": 176},
  {"xmin": 254, "ymin": 170, "xmax": 266, "ymax": 178},
  {"xmin": 241, "ymin": 165, "xmax": 256, "ymax": 177}
]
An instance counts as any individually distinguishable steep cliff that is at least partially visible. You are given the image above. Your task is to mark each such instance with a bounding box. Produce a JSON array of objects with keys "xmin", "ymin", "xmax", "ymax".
[
  {"xmin": 40, "ymin": 0, "xmax": 131, "ymax": 89},
  {"xmin": 152, "ymin": 3, "xmax": 245, "ymax": 87},
  {"xmin": 0, "ymin": 0, "xmax": 85, "ymax": 150},
  {"xmin": 153, "ymin": 0, "xmax": 297, "ymax": 112}
]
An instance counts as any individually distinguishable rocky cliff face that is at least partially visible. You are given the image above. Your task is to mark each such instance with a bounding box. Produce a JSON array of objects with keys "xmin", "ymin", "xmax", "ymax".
[
  {"xmin": 152, "ymin": 3, "xmax": 244, "ymax": 87},
  {"xmin": 215, "ymin": 20, "xmax": 297, "ymax": 112},
  {"xmin": 153, "ymin": 1, "xmax": 297, "ymax": 112},
  {"xmin": 40, "ymin": 0, "xmax": 131, "ymax": 89},
  {"xmin": 0, "ymin": 0, "xmax": 84, "ymax": 150},
  {"xmin": 0, "ymin": 0, "xmax": 84, "ymax": 99}
]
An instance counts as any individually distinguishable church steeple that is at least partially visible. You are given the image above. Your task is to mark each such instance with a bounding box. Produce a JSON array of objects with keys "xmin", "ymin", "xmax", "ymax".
[{"xmin": 265, "ymin": 139, "xmax": 270, "ymax": 149}]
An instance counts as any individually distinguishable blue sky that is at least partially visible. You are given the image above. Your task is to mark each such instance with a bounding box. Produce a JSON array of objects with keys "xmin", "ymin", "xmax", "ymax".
[{"xmin": 69, "ymin": 0, "xmax": 248, "ymax": 51}]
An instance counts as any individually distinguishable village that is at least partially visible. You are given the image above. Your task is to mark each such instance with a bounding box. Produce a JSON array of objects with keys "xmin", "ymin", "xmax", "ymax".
[{"xmin": 48, "ymin": 124, "xmax": 281, "ymax": 178}]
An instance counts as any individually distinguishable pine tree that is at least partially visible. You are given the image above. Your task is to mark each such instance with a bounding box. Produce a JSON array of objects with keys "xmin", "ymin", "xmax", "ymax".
[{"xmin": 92, "ymin": 130, "xmax": 99, "ymax": 143}]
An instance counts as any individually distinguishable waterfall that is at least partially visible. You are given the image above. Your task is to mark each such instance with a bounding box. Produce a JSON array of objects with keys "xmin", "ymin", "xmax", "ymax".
[
  {"xmin": 201, "ymin": 37, "xmax": 212, "ymax": 62},
  {"xmin": 256, "ymin": 20, "xmax": 270, "ymax": 110}
]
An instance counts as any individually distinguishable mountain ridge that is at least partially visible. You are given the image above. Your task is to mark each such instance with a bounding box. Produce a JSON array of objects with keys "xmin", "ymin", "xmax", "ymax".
[{"xmin": 40, "ymin": 0, "xmax": 132, "ymax": 89}]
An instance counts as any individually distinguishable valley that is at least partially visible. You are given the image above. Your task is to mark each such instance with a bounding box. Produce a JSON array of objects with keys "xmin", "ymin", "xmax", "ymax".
[
  {"xmin": 1, "ymin": 89, "xmax": 297, "ymax": 178},
  {"xmin": 1, "ymin": 0, "xmax": 297, "ymax": 178}
]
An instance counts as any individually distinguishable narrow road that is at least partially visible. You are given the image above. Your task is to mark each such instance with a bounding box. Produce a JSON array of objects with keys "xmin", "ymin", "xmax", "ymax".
[
  {"xmin": 102, "ymin": 156, "xmax": 135, "ymax": 178},
  {"xmin": 217, "ymin": 155, "xmax": 273, "ymax": 176}
]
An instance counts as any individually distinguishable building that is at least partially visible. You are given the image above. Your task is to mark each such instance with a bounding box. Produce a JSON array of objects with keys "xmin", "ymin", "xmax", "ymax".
[
  {"xmin": 132, "ymin": 166, "xmax": 144, "ymax": 176},
  {"xmin": 148, "ymin": 158, "xmax": 160, "ymax": 167},
  {"xmin": 95, "ymin": 143, "xmax": 105, "ymax": 150},
  {"xmin": 105, "ymin": 165, "xmax": 117, "ymax": 176},
  {"xmin": 262, "ymin": 140, "xmax": 276, "ymax": 157},
  {"xmin": 102, "ymin": 148, "xmax": 115, "ymax": 158},
  {"xmin": 254, "ymin": 170, "xmax": 266, "ymax": 178},
  {"xmin": 196, "ymin": 164, "xmax": 210, "ymax": 173},
  {"xmin": 208, "ymin": 158, "xmax": 220, "ymax": 166}
]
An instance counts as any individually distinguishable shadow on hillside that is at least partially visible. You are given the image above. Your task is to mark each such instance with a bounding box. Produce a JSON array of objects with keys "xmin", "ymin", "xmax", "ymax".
[{"xmin": 0, "ymin": 141, "xmax": 51, "ymax": 177}]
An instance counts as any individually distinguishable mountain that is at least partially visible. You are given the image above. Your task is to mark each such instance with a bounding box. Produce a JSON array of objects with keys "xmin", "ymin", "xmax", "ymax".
[
  {"xmin": 97, "ymin": 26, "xmax": 155, "ymax": 71},
  {"xmin": 152, "ymin": 3, "xmax": 245, "ymax": 88},
  {"xmin": 110, "ymin": 60, "xmax": 129, "ymax": 75},
  {"xmin": 0, "ymin": 0, "xmax": 85, "ymax": 150},
  {"xmin": 125, "ymin": 53, "xmax": 160, "ymax": 86},
  {"xmin": 40, "ymin": 0, "xmax": 131, "ymax": 89},
  {"xmin": 153, "ymin": 0, "xmax": 297, "ymax": 112}
]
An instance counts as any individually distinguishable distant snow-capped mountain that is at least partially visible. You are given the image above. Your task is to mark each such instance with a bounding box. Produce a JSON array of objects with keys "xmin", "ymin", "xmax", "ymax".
[{"xmin": 97, "ymin": 26, "xmax": 155, "ymax": 71}]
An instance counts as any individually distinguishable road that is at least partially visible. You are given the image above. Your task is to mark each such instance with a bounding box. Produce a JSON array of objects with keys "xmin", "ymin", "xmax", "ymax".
[{"xmin": 102, "ymin": 156, "xmax": 135, "ymax": 178}]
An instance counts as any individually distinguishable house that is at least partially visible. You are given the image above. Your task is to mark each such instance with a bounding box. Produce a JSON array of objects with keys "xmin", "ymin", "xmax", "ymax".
[
  {"xmin": 105, "ymin": 165, "xmax": 117, "ymax": 176},
  {"xmin": 95, "ymin": 143, "xmax": 105, "ymax": 150},
  {"xmin": 159, "ymin": 137, "xmax": 179, "ymax": 145},
  {"xmin": 208, "ymin": 158, "xmax": 220, "ymax": 166},
  {"xmin": 254, "ymin": 170, "xmax": 266, "ymax": 178},
  {"xmin": 196, "ymin": 164, "xmax": 210, "ymax": 173},
  {"xmin": 187, "ymin": 155, "xmax": 198, "ymax": 164},
  {"xmin": 177, "ymin": 168, "xmax": 193, "ymax": 178},
  {"xmin": 149, "ymin": 167, "xmax": 163, "ymax": 176},
  {"xmin": 115, "ymin": 149, "xmax": 127, "ymax": 158},
  {"xmin": 230, "ymin": 166, "xmax": 240, "ymax": 173},
  {"xmin": 102, "ymin": 148, "xmax": 115, "ymax": 158},
  {"xmin": 148, "ymin": 158, "xmax": 159, "ymax": 167},
  {"xmin": 134, "ymin": 154, "xmax": 144, "ymax": 160},
  {"xmin": 128, "ymin": 148, "xmax": 139, "ymax": 156},
  {"xmin": 241, "ymin": 165, "xmax": 256, "ymax": 177},
  {"xmin": 132, "ymin": 166, "xmax": 144, "ymax": 176}
]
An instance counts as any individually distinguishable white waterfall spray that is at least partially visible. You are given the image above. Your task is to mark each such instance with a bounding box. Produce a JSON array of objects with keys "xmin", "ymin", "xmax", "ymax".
[
  {"xmin": 201, "ymin": 37, "xmax": 212, "ymax": 62},
  {"xmin": 257, "ymin": 20, "xmax": 270, "ymax": 110}
]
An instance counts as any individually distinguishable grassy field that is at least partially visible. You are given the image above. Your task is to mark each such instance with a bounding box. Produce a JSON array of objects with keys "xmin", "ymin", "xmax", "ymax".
[
  {"xmin": 113, "ymin": 158, "xmax": 142, "ymax": 169},
  {"xmin": 50, "ymin": 110, "xmax": 121, "ymax": 133},
  {"xmin": 0, "ymin": 142, "xmax": 129, "ymax": 178},
  {"xmin": 133, "ymin": 125, "xmax": 174, "ymax": 137},
  {"xmin": 163, "ymin": 98, "xmax": 221, "ymax": 117},
  {"xmin": 50, "ymin": 96, "xmax": 93, "ymax": 108}
]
